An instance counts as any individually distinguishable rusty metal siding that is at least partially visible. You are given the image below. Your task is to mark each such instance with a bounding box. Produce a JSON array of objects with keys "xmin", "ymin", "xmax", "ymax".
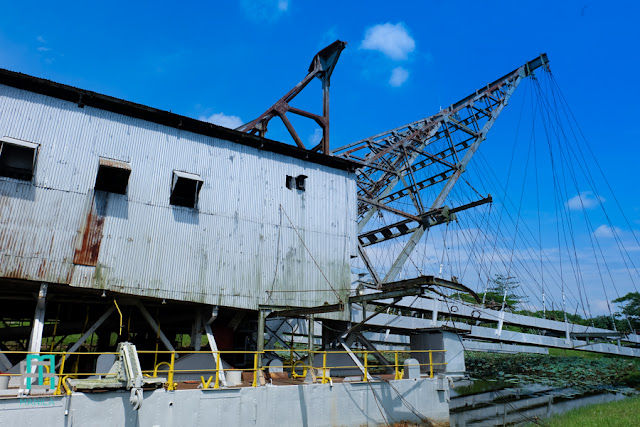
[{"xmin": 0, "ymin": 84, "xmax": 356, "ymax": 318}]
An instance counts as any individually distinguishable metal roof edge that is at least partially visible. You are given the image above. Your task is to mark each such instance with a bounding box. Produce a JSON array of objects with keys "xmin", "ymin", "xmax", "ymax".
[{"xmin": 0, "ymin": 68, "xmax": 360, "ymax": 173}]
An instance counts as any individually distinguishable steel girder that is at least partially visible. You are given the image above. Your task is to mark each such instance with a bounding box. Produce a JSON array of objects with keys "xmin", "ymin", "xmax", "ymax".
[
  {"xmin": 237, "ymin": 41, "xmax": 346, "ymax": 154},
  {"xmin": 334, "ymin": 54, "xmax": 549, "ymax": 283}
]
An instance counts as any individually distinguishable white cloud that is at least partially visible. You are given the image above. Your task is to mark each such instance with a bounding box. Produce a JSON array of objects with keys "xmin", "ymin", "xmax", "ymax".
[
  {"xmin": 389, "ymin": 67, "xmax": 409, "ymax": 87},
  {"xmin": 200, "ymin": 113, "xmax": 244, "ymax": 129},
  {"xmin": 593, "ymin": 224, "xmax": 622, "ymax": 238},
  {"xmin": 37, "ymin": 35, "xmax": 47, "ymax": 44},
  {"xmin": 566, "ymin": 191, "xmax": 605, "ymax": 210},
  {"xmin": 37, "ymin": 47, "xmax": 52, "ymax": 52},
  {"xmin": 241, "ymin": 0, "xmax": 289, "ymax": 22},
  {"xmin": 277, "ymin": 0, "xmax": 288, "ymax": 11},
  {"xmin": 308, "ymin": 128, "xmax": 323, "ymax": 146},
  {"xmin": 360, "ymin": 23, "xmax": 415, "ymax": 60}
]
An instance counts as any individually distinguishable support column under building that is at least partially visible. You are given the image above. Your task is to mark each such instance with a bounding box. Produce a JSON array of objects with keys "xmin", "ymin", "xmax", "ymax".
[
  {"xmin": 307, "ymin": 315, "xmax": 315, "ymax": 368},
  {"xmin": 257, "ymin": 310, "xmax": 266, "ymax": 369},
  {"xmin": 28, "ymin": 283, "xmax": 48, "ymax": 354}
]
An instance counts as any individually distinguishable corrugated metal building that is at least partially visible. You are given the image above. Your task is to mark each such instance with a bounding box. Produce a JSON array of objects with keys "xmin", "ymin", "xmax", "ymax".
[{"xmin": 0, "ymin": 69, "xmax": 357, "ymax": 320}]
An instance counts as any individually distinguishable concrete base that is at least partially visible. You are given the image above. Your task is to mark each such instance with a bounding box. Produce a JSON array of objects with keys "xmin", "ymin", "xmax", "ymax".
[
  {"xmin": 0, "ymin": 378, "xmax": 450, "ymax": 426},
  {"xmin": 410, "ymin": 330, "xmax": 466, "ymax": 376}
]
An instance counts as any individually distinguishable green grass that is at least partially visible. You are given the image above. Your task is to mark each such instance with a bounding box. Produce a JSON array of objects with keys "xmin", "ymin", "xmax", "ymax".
[
  {"xmin": 547, "ymin": 348, "xmax": 606, "ymax": 359},
  {"xmin": 543, "ymin": 395, "xmax": 640, "ymax": 426}
]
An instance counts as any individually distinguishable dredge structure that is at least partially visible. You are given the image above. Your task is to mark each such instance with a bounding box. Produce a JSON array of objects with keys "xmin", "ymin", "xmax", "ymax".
[{"xmin": 0, "ymin": 41, "xmax": 637, "ymax": 426}]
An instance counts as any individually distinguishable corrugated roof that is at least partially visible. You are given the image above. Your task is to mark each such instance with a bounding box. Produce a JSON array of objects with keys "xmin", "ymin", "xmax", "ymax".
[{"xmin": 0, "ymin": 68, "xmax": 360, "ymax": 173}]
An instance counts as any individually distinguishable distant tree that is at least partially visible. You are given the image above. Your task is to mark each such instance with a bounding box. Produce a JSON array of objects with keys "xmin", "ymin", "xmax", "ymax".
[
  {"xmin": 613, "ymin": 292, "xmax": 640, "ymax": 331},
  {"xmin": 533, "ymin": 310, "xmax": 589, "ymax": 326},
  {"xmin": 591, "ymin": 314, "xmax": 616, "ymax": 330},
  {"xmin": 448, "ymin": 292, "xmax": 478, "ymax": 304},
  {"xmin": 481, "ymin": 274, "xmax": 526, "ymax": 311},
  {"xmin": 589, "ymin": 313, "xmax": 630, "ymax": 332}
]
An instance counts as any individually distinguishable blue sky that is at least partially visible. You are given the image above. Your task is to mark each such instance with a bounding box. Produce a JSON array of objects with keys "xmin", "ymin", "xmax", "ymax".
[{"xmin": 1, "ymin": 0, "xmax": 639, "ymax": 315}]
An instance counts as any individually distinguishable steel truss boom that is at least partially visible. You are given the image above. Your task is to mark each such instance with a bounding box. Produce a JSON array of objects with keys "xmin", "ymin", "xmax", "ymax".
[
  {"xmin": 334, "ymin": 54, "xmax": 549, "ymax": 283},
  {"xmin": 237, "ymin": 41, "xmax": 347, "ymax": 154}
]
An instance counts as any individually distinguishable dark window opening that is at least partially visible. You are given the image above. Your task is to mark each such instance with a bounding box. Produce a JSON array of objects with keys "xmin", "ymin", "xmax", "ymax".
[
  {"xmin": 0, "ymin": 137, "xmax": 38, "ymax": 181},
  {"xmin": 170, "ymin": 171, "xmax": 203, "ymax": 208},
  {"xmin": 295, "ymin": 175, "xmax": 307, "ymax": 191},
  {"xmin": 286, "ymin": 174, "xmax": 307, "ymax": 191},
  {"xmin": 286, "ymin": 175, "xmax": 295, "ymax": 190},
  {"xmin": 94, "ymin": 160, "xmax": 131, "ymax": 195}
]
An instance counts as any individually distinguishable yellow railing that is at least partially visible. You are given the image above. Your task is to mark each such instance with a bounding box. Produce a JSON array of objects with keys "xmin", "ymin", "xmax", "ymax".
[
  {"xmin": 270, "ymin": 349, "xmax": 447, "ymax": 382},
  {"xmin": 0, "ymin": 348, "xmax": 446, "ymax": 392}
]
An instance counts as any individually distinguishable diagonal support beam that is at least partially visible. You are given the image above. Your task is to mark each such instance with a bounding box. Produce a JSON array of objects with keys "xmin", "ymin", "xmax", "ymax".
[
  {"xmin": 28, "ymin": 283, "xmax": 48, "ymax": 354},
  {"xmin": 0, "ymin": 343, "xmax": 14, "ymax": 370},
  {"xmin": 136, "ymin": 302, "xmax": 178, "ymax": 356},
  {"xmin": 352, "ymin": 332, "xmax": 393, "ymax": 374},
  {"xmin": 338, "ymin": 337, "xmax": 370, "ymax": 380},
  {"xmin": 57, "ymin": 305, "xmax": 116, "ymax": 368},
  {"xmin": 204, "ymin": 323, "xmax": 227, "ymax": 386}
]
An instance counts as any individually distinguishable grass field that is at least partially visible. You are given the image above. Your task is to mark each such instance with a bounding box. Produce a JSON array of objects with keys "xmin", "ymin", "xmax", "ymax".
[{"xmin": 543, "ymin": 395, "xmax": 640, "ymax": 426}]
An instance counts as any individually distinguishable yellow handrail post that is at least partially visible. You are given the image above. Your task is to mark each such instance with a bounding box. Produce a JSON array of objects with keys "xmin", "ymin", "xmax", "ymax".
[
  {"xmin": 61, "ymin": 375, "xmax": 73, "ymax": 395},
  {"xmin": 363, "ymin": 351, "xmax": 368, "ymax": 382},
  {"xmin": 113, "ymin": 299, "xmax": 123, "ymax": 336},
  {"xmin": 153, "ymin": 361, "xmax": 171, "ymax": 378},
  {"xmin": 54, "ymin": 354, "xmax": 67, "ymax": 395},
  {"xmin": 153, "ymin": 319, "xmax": 161, "ymax": 369},
  {"xmin": 42, "ymin": 365, "xmax": 51, "ymax": 387},
  {"xmin": 429, "ymin": 351, "xmax": 433, "ymax": 378},
  {"xmin": 394, "ymin": 351, "xmax": 400, "ymax": 380},
  {"xmin": 200, "ymin": 376, "xmax": 213, "ymax": 389},
  {"xmin": 292, "ymin": 360, "xmax": 307, "ymax": 379},
  {"xmin": 321, "ymin": 351, "xmax": 327, "ymax": 384},
  {"xmin": 252, "ymin": 353, "xmax": 258, "ymax": 387},
  {"xmin": 214, "ymin": 351, "xmax": 221, "ymax": 389},
  {"xmin": 167, "ymin": 352, "xmax": 176, "ymax": 391}
]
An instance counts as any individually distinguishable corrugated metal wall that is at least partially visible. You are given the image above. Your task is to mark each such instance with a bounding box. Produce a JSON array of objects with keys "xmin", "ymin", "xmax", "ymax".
[{"xmin": 0, "ymin": 84, "xmax": 356, "ymax": 319}]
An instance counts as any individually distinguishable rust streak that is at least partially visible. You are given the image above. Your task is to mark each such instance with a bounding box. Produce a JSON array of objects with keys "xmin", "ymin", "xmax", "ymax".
[
  {"xmin": 37, "ymin": 259, "xmax": 48, "ymax": 278},
  {"xmin": 48, "ymin": 235, "xmax": 55, "ymax": 256},
  {"xmin": 73, "ymin": 196, "xmax": 105, "ymax": 266}
]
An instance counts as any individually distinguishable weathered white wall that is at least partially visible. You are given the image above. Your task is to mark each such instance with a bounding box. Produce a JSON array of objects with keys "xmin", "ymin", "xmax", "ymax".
[{"xmin": 0, "ymin": 84, "xmax": 356, "ymax": 317}]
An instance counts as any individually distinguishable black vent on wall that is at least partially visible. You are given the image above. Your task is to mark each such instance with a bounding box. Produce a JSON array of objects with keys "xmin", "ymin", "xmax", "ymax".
[
  {"xmin": 286, "ymin": 174, "xmax": 307, "ymax": 191},
  {"xmin": 95, "ymin": 164, "xmax": 131, "ymax": 194},
  {"xmin": 170, "ymin": 171, "xmax": 203, "ymax": 208},
  {"xmin": 0, "ymin": 137, "xmax": 38, "ymax": 181}
]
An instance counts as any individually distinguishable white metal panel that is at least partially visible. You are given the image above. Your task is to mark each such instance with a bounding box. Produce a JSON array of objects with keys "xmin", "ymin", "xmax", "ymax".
[{"xmin": 0, "ymin": 84, "xmax": 356, "ymax": 319}]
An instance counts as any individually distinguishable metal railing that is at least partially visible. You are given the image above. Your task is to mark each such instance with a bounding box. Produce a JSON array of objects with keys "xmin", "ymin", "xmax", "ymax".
[
  {"xmin": 279, "ymin": 349, "xmax": 447, "ymax": 383},
  {"xmin": 0, "ymin": 348, "xmax": 446, "ymax": 393}
]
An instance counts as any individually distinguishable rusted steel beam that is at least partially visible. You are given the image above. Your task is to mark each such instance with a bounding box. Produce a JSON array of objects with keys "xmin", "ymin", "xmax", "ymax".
[
  {"xmin": 277, "ymin": 111, "xmax": 305, "ymax": 149},
  {"xmin": 263, "ymin": 303, "xmax": 345, "ymax": 318},
  {"xmin": 380, "ymin": 275, "xmax": 481, "ymax": 303},
  {"xmin": 237, "ymin": 41, "xmax": 346, "ymax": 154},
  {"xmin": 358, "ymin": 196, "xmax": 492, "ymax": 247},
  {"xmin": 357, "ymin": 196, "xmax": 421, "ymax": 222}
]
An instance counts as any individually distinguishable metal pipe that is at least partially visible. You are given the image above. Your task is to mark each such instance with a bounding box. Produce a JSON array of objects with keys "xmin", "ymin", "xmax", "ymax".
[
  {"xmin": 257, "ymin": 310, "xmax": 265, "ymax": 370},
  {"xmin": 113, "ymin": 299, "xmax": 123, "ymax": 336},
  {"xmin": 307, "ymin": 315, "xmax": 314, "ymax": 369},
  {"xmin": 167, "ymin": 352, "xmax": 176, "ymax": 391},
  {"xmin": 214, "ymin": 352, "xmax": 221, "ymax": 389}
]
